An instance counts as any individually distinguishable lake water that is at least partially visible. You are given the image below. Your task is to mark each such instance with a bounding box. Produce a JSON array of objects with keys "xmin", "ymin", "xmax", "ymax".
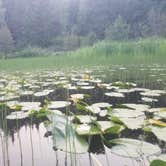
[{"xmin": 0, "ymin": 64, "xmax": 166, "ymax": 166}]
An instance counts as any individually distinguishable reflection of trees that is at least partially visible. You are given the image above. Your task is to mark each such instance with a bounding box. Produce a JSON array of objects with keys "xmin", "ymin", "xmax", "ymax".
[
  {"xmin": 0, "ymin": 110, "xmax": 41, "ymax": 166},
  {"xmin": 0, "ymin": 109, "xmax": 40, "ymax": 143}
]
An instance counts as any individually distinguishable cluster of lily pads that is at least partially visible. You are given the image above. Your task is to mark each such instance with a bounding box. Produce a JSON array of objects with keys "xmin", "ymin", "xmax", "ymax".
[{"xmin": 0, "ymin": 68, "xmax": 166, "ymax": 165}]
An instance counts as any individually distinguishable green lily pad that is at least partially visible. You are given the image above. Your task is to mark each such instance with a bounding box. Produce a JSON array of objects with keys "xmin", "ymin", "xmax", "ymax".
[
  {"xmin": 75, "ymin": 124, "xmax": 100, "ymax": 135},
  {"xmin": 34, "ymin": 90, "xmax": 50, "ymax": 97},
  {"xmin": 110, "ymin": 108, "xmax": 144, "ymax": 118},
  {"xmin": 75, "ymin": 121, "xmax": 123, "ymax": 135},
  {"xmin": 148, "ymin": 126, "xmax": 166, "ymax": 142},
  {"xmin": 142, "ymin": 97, "xmax": 158, "ymax": 103},
  {"xmin": 115, "ymin": 116, "xmax": 145, "ymax": 130},
  {"xmin": 80, "ymin": 86, "xmax": 95, "ymax": 90},
  {"xmin": 99, "ymin": 109, "xmax": 108, "ymax": 117},
  {"xmin": 140, "ymin": 91, "xmax": 161, "ymax": 97},
  {"xmin": 109, "ymin": 138, "xmax": 161, "ymax": 158},
  {"xmin": 149, "ymin": 154, "xmax": 166, "ymax": 163},
  {"xmin": 6, "ymin": 111, "xmax": 29, "ymax": 120},
  {"xmin": 77, "ymin": 82, "xmax": 89, "ymax": 86},
  {"xmin": 148, "ymin": 108, "xmax": 166, "ymax": 113},
  {"xmin": 70, "ymin": 94, "xmax": 85, "ymax": 100},
  {"xmin": 86, "ymin": 105, "xmax": 101, "ymax": 114},
  {"xmin": 48, "ymin": 101, "xmax": 71, "ymax": 110},
  {"xmin": 154, "ymin": 110, "xmax": 166, "ymax": 119},
  {"xmin": 97, "ymin": 121, "xmax": 124, "ymax": 134},
  {"xmin": 105, "ymin": 92, "xmax": 125, "ymax": 98},
  {"xmin": 122, "ymin": 104, "xmax": 150, "ymax": 112},
  {"xmin": 150, "ymin": 160, "xmax": 166, "ymax": 166},
  {"xmin": 47, "ymin": 114, "xmax": 89, "ymax": 153},
  {"xmin": 92, "ymin": 102, "xmax": 112, "ymax": 108}
]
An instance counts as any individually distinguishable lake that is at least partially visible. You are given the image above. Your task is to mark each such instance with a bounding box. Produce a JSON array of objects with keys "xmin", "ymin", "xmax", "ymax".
[{"xmin": 0, "ymin": 64, "xmax": 166, "ymax": 166}]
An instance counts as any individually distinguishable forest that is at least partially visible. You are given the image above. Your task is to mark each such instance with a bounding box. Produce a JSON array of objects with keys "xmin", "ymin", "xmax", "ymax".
[
  {"xmin": 0, "ymin": 1, "xmax": 166, "ymax": 166},
  {"xmin": 0, "ymin": 0, "xmax": 166, "ymax": 56}
]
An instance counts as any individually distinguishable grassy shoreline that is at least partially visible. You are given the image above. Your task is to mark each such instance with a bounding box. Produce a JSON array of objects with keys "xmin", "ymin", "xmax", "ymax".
[{"xmin": 0, "ymin": 38, "xmax": 166, "ymax": 71}]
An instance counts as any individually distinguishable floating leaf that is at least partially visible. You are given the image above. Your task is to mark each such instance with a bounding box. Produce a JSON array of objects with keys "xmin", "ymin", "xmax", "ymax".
[
  {"xmin": 109, "ymin": 138, "xmax": 161, "ymax": 158},
  {"xmin": 92, "ymin": 102, "xmax": 112, "ymax": 108},
  {"xmin": 110, "ymin": 108, "xmax": 144, "ymax": 118},
  {"xmin": 86, "ymin": 105, "xmax": 101, "ymax": 114},
  {"xmin": 150, "ymin": 160, "xmax": 166, "ymax": 166},
  {"xmin": 74, "ymin": 115, "xmax": 97, "ymax": 124},
  {"xmin": 122, "ymin": 104, "xmax": 150, "ymax": 112},
  {"xmin": 76, "ymin": 121, "xmax": 123, "ymax": 135},
  {"xmin": 149, "ymin": 154, "xmax": 166, "ymax": 164},
  {"xmin": 75, "ymin": 123, "xmax": 101, "ymax": 135},
  {"xmin": 117, "ymin": 116, "xmax": 145, "ymax": 130},
  {"xmin": 154, "ymin": 110, "xmax": 166, "ymax": 119},
  {"xmin": 149, "ymin": 119, "xmax": 166, "ymax": 127},
  {"xmin": 105, "ymin": 92, "xmax": 125, "ymax": 98},
  {"xmin": 149, "ymin": 126, "xmax": 166, "ymax": 142},
  {"xmin": 6, "ymin": 111, "xmax": 29, "ymax": 120},
  {"xmin": 47, "ymin": 114, "xmax": 89, "ymax": 153},
  {"xmin": 48, "ymin": 101, "xmax": 71, "ymax": 110}
]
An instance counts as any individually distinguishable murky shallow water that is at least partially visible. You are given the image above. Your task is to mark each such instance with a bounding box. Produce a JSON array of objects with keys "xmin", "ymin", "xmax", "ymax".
[
  {"xmin": 0, "ymin": 64, "xmax": 166, "ymax": 166},
  {"xmin": 0, "ymin": 123, "xmax": 141, "ymax": 166}
]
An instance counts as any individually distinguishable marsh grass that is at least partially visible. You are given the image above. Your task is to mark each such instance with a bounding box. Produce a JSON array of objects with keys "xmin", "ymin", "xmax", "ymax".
[{"xmin": 0, "ymin": 38, "xmax": 166, "ymax": 71}]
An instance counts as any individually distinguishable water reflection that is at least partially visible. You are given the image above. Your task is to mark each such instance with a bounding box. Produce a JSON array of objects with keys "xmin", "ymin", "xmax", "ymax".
[{"xmin": 0, "ymin": 65, "xmax": 166, "ymax": 166}]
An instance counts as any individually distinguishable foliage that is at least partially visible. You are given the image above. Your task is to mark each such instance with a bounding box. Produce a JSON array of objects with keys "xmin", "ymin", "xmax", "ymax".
[
  {"xmin": 105, "ymin": 15, "xmax": 130, "ymax": 41},
  {"xmin": 0, "ymin": 0, "xmax": 14, "ymax": 54},
  {"xmin": 1, "ymin": 0, "xmax": 166, "ymax": 52},
  {"xmin": 29, "ymin": 108, "xmax": 51, "ymax": 121},
  {"xmin": 0, "ymin": 38, "xmax": 166, "ymax": 71},
  {"xmin": 150, "ymin": 160, "xmax": 166, "ymax": 166}
]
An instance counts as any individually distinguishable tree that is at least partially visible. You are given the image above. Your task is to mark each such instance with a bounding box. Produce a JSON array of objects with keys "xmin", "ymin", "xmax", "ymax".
[
  {"xmin": 105, "ymin": 15, "xmax": 130, "ymax": 41},
  {"xmin": 0, "ymin": 0, "xmax": 14, "ymax": 54},
  {"xmin": 4, "ymin": 0, "xmax": 61, "ymax": 48}
]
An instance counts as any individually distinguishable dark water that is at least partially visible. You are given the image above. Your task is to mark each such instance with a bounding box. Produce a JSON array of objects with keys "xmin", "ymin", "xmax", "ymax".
[
  {"xmin": 0, "ymin": 64, "xmax": 166, "ymax": 166},
  {"xmin": 0, "ymin": 123, "xmax": 141, "ymax": 166}
]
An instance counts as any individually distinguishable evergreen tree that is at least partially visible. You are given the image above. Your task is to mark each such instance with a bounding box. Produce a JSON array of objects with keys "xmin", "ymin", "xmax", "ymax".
[
  {"xmin": 105, "ymin": 15, "xmax": 130, "ymax": 41},
  {"xmin": 0, "ymin": 0, "xmax": 14, "ymax": 54}
]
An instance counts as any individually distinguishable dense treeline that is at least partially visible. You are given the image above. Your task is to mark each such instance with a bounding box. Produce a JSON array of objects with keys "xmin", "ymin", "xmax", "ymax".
[{"xmin": 0, "ymin": 0, "xmax": 166, "ymax": 54}]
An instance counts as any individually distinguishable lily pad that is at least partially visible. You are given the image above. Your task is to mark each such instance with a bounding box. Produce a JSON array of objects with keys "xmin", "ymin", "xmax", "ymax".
[
  {"xmin": 75, "ymin": 124, "xmax": 99, "ymax": 135},
  {"xmin": 116, "ymin": 116, "xmax": 145, "ymax": 130},
  {"xmin": 148, "ymin": 108, "xmax": 166, "ymax": 113},
  {"xmin": 48, "ymin": 101, "xmax": 71, "ymax": 110},
  {"xmin": 142, "ymin": 97, "xmax": 158, "ymax": 103},
  {"xmin": 149, "ymin": 154, "xmax": 166, "ymax": 162},
  {"xmin": 6, "ymin": 111, "xmax": 29, "ymax": 120},
  {"xmin": 74, "ymin": 115, "xmax": 97, "ymax": 124},
  {"xmin": 77, "ymin": 82, "xmax": 89, "ymax": 86},
  {"xmin": 122, "ymin": 104, "xmax": 150, "ymax": 112},
  {"xmin": 70, "ymin": 94, "xmax": 85, "ymax": 100},
  {"xmin": 109, "ymin": 138, "xmax": 161, "ymax": 158},
  {"xmin": 140, "ymin": 91, "xmax": 161, "ymax": 97},
  {"xmin": 110, "ymin": 108, "xmax": 144, "ymax": 118},
  {"xmin": 80, "ymin": 86, "xmax": 95, "ymax": 90},
  {"xmin": 105, "ymin": 92, "xmax": 125, "ymax": 98},
  {"xmin": 149, "ymin": 126, "xmax": 166, "ymax": 142},
  {"xmin": 92, "ymin": 102, "xmax": 112, "ymax": 108},
  {"xmin": 47, "ymin": 114, "xmax": 89, "ymax": 153},
  {"xmin": 97, "ymin": 121, "xmax": 124, "ymax": 133},
  {"xmin": 154, "ymin": 110, "xmax": 166, "ymax": 119},
  {"xmin": 21, "ymin": 102, "xmax": 41, "ymax": 111},
  {"xmin": 150, "ymin": 159, "xmax": 166, "ymax": 166},
  {"xmin": 86, "ymin": 105, "xmax": 101, "ymax": 114},
  {"xmin": 34, "ymin": 90, "xmax": 50, "ymax": 97},
  {"xmin": 76, "ymin": 121, "xmax": 123, "ymax": 135},
  {"xmin": 99, "ymin": 109, "xmax": 108, "ymax": 117},
  {"xmin": 51, "ymin": 110, "xmax": 63, "ymax": 115}
]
